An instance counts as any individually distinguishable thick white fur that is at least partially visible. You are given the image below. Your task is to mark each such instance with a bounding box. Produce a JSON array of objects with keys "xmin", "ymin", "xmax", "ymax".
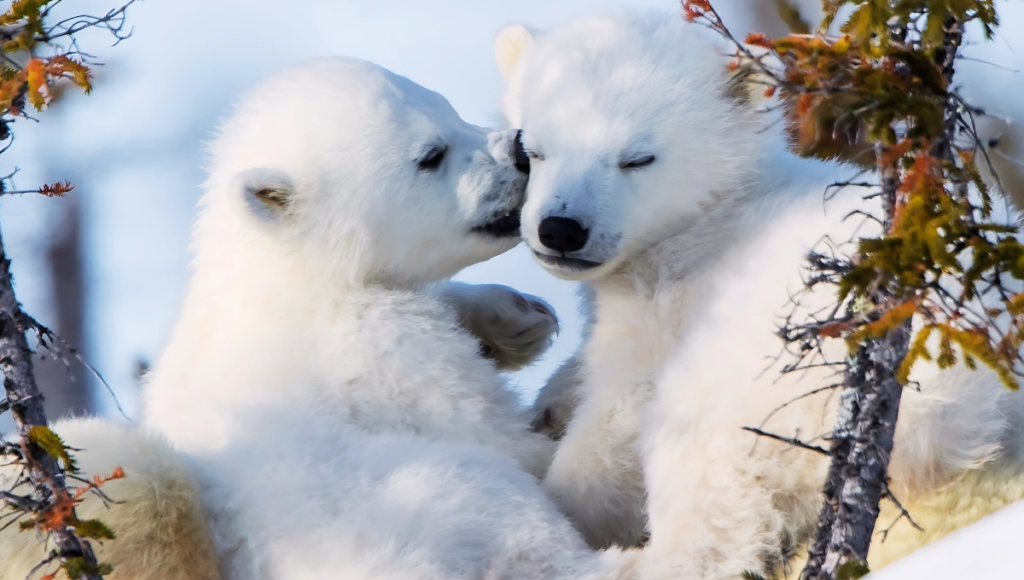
[
  {"xmin": 498, "ymin": 11, "xmax": 1024, "ymax": 576},
  {"xmin": 0, "ymin": 58, "xmax": 758, "ymax": 580}
]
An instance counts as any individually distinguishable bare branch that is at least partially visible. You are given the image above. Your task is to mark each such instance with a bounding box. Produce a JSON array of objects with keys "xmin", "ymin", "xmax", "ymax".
[{"xmin": 741, "ymin": 427, "xmax": 832, "ymax": 456}]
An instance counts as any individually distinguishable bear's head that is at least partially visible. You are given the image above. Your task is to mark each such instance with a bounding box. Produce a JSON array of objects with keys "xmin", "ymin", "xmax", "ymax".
[
  {"xmin": 495, "ymin": 13, "xmax": 764, "ymax": 282},
  {"xmin": 197, "ymin": 58, "xmax": 528, "ymax": 289}
]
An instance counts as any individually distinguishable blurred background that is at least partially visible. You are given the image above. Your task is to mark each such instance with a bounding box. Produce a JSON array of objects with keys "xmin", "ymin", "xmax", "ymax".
[{"xmin": 1, "ymin": 0, "xmax": 1022, "ymax": 428}]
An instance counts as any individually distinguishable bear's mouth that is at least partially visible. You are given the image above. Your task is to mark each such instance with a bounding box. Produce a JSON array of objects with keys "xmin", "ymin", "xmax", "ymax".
[
  {"xmin": 472, "ymin": 209, "xmax": 521, "ymax": 239},
  {"xmin": 533, "ymin": 251, "xmax": 603, "ymax": 271}
]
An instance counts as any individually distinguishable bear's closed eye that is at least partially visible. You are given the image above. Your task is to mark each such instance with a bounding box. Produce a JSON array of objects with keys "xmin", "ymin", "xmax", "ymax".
[{"xmin": 418, "ymin": 146, "xmax": 447, "ymax": 171}]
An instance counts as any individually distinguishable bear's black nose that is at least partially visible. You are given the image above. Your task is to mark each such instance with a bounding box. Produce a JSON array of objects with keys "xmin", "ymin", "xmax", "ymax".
[{"xmin": 538, "ymin": 216, "xmax": 588, "ymax": 253}]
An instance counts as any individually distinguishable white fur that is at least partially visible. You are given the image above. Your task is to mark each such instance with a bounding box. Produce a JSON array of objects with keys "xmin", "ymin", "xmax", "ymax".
[{"xmin": 499, "ymin": 11, "xmax": 1024, "ymax": 575}]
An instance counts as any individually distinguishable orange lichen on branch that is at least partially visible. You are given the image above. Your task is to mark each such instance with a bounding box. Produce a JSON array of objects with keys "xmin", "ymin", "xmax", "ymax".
[
  {"xmin": 744, "ymin": 32, "xmax": 773, "ymax": 49},
  {"xmin": 683, "ymin": 5, "xmax": 703, "ymax": 22},
  {"xmin": 820, "ymin": 319, "xmax": 855, "ymax": 338},
  {"xmin": 25, "ymin": 58, "xmax": 47, "ymax": 110},
  {"xmin": 46, "ymin": 56, "xmax": 94, "ymax": 94},
  {"xmin": 892, "ymin": 152, "xmax": 943, "ymax": 237},
  {"xmin": 27, "ymin": 488, "xmax": 82, "ymax": 533},
  {"xmin": 21, "ymin": 56, "xmax": 94, "ymax": 111},
  {"xmin": 682, "ymin": 0, "xmax": 712, "ymax": 22},
  {"xmin": 74, "ymin": 465, "xmax": 127, "ymax": 499},
  {"xmin": 37, "ymin": 180, "xmax": 74, "ymax": 197},
  {"xmin": 96, "ymin": 466, "xmax": 126, "ymax": 485},
  {"xmin": 878, "ymin": 140, "xmax": 914, "ymax": 169},
  {"xmin": 849, "ymin": 299, "xmax": 919, "ymax": 346}
]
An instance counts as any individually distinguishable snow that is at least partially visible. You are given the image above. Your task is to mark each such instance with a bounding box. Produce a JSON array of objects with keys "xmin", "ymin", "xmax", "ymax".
[{"xmin": 868, "ymin": 499, "xmax": 1024, "ymax": 579}]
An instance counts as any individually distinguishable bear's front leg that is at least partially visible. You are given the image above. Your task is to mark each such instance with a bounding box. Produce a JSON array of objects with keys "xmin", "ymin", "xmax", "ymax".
[
  {"xmin": 530, "ymin": 284, "xmax": 594, "ymax": 439},
  {"xmin": 542, "ymin": 386, "xmax": 652, "ymax": 550},
  {"xmin": 439, "ymin": 282, "xmax": 558, "ymax": 370},
  {"xmin": 529, "ymin": 354, "xmax": 584, "ymax": 439},
  {"xmin": 639, "ymin": 405, "xmax": 820, "ymax": 580}
]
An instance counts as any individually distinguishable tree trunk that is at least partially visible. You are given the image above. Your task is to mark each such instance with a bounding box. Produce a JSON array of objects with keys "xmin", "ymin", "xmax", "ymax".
[
  {"xmin": 0, "ymin": 227, "xmax": 103, "ymax": 580},
  {"xmin": 802, "ymin": 146, "xmax": 910, "ymax": 577},
  {"xmin": 802, "ymin": 319, "xmax": 911, "ymax": 578},
  {"xmin": 37, "ymin": 193, "xmax": 92, "ymax": 419}
]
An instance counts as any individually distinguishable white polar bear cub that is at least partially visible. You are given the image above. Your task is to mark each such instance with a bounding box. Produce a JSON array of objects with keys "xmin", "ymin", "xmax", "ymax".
[
  {"xmin": 0, "ymin": 58, "xmax": 736, "ymax": 580},
  {"xmin": 137, "ymin": 59, "xmax": 566, "ymax": 579},
  {"xmin": 498, "ymin": 11, "xmax": 1024, "ymax": 577}
]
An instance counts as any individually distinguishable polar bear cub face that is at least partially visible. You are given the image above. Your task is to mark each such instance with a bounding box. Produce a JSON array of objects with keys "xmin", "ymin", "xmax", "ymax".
[
  {"xmin": 202, "ymin": 58, "xmax": 528, "ymax": 287},
  {"xmin": 495, "ymin": 14, "xmax": 762, "ymax": 281}
]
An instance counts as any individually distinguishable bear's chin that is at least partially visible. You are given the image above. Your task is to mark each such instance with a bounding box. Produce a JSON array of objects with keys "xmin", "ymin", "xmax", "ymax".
[{"xmin": 532, "ymin": 252, "xmax": 613, "ymax": 282}]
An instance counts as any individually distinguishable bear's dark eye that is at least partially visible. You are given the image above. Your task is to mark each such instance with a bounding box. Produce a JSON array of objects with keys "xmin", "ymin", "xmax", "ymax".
[
  {"xmin": 620, "ymin": 155, "xmax": 655, "ymax": 170},
  {"xmin": 418, "ymin": 146, "xmax": 447, "ymax": 171}
]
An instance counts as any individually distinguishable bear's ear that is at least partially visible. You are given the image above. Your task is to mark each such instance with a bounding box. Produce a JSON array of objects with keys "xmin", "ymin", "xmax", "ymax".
[
  {"xmin": 232, "ymin": 168, "xmax": 295, "ymax": 226},
  {"xmin": 495, "ymin": 24, "xmax": 534, "ymax": 79}
]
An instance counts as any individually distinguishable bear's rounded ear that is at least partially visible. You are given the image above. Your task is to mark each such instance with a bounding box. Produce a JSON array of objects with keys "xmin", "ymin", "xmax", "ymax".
[
  {"xmin": 495, "ymin": 24, "xmax": 534, "ymax": 79},
  {"xmin": 231, "ymin": 168, "xmax": 295, "ymax": 226}
]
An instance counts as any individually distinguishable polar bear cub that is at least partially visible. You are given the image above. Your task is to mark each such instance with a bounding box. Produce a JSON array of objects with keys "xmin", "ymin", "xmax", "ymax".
[
  {"xmin": 498, "ymin": 12, "xmax": 1024, "ymax": 577},
  {"xmin": 145, "ymin": 58, "xmax": 554, "ymax": 579}
]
